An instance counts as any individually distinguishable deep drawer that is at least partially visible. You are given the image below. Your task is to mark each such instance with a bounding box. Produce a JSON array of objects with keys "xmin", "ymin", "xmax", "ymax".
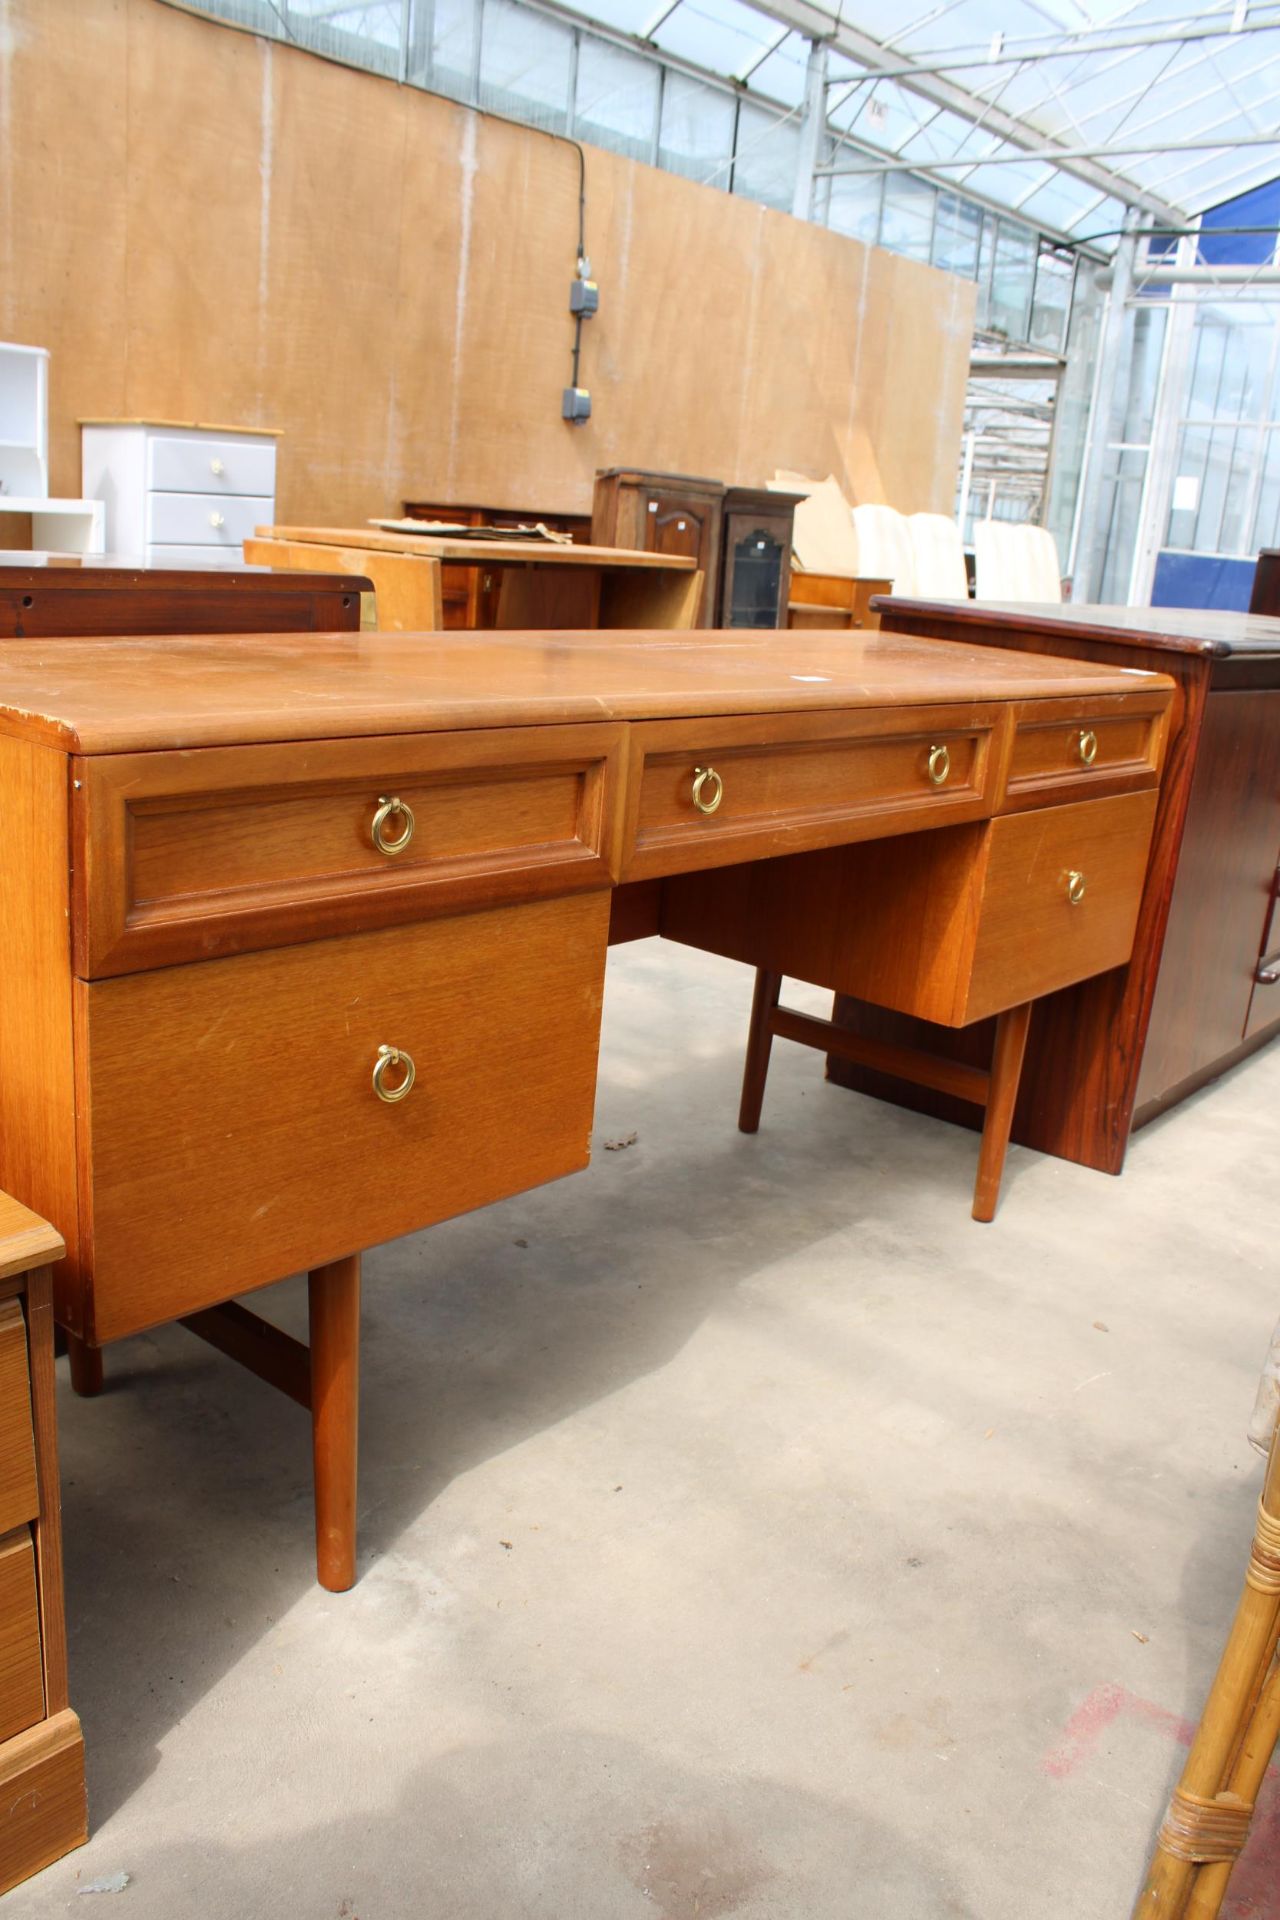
[
  {"xmin": 74, "ymin": 891, "xmax": 610, "ymax": 1341},
  {"xmin": 621, "ymin": 706, "xmax": 1003, "ymax": 880},
  {"xmin": 0, "ymin": 1530, "xmax": 44, "ymax": 1744},
  {"xmin": 73, "ymin": 724, "xmax": 624, "ymax": 975}
]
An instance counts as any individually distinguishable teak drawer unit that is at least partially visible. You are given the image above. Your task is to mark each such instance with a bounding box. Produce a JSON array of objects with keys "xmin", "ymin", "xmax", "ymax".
[
  {"xmin": 662, "ymin": 789, "xmax": 1159, "ymax": 1029},
  {"xmin": 0, "ymin": 1195, "xmax": 85, "ymax": 1895},
  {"xmin": 619, "ymin": 707, "xmax": 1004, "ymax": 881},
  {"xmin": 1002, "ymin": 692, "xmax": 1167, "ymax": 809}
]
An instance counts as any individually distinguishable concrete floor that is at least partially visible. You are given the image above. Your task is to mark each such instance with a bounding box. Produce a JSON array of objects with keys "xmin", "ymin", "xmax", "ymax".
[{"xmin": 17, "ymin": 941, "xmax": 1280, "ymax": 1919}]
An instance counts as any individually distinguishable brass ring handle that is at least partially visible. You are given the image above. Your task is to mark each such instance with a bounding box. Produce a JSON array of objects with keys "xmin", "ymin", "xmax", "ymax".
[
  {"xmin": 692, "ymin": 766, "xmax": 724, "ymax": 815},
  {"xmin": 1066, "ymin": 869, "xmax": 1086, "ymax": 906},
  {"xmin": 371, "ymin": 794, "xmax": 415, "ymax": 856},
  {"xmin": 927, "ymin": 743, "xmax": 951, "ymax": 787},
  {"xmin": 372, "ymin": 1044, "xmax": 416, "ymax": 1104},
  {"xmin": 1076, "ymin": 729, "xmax": 1098, "ymax": 766}
]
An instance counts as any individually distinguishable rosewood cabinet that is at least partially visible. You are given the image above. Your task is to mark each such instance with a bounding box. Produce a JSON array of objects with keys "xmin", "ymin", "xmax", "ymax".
[
  {"xmin": 592, "ymin": 469, "xmax": 724, "ymax": 625},
  {"xmin": 835, "ymin": 600, "xmax": 1280, "ymax": 1172}
]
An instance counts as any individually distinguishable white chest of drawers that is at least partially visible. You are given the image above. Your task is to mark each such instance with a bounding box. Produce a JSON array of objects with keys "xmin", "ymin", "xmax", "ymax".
[{"xmin": 81, "ymin": 421, "xmax": 278, "ymax": 565}]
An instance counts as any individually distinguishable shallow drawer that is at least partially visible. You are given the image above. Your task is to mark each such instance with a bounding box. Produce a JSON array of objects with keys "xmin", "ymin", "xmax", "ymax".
[
  {"xmin": 0, "ymin": 1306, "xmax": 38, "ymax": 1537},
  {"xmin": 75, "ymin": 891, "xmax": 610, "ymax": 1341},
  {"xmin": 147, "ymin": 433, "xmax": 276, "ymax": 498},
  {"xmin": 1004, "ymin": 694, "xmax": 1166, "ymax": 808},
  {"xmin": 74, "ymin": 724, "xmax": 624, "ymax": 976},
  {"xmin": 621, "ymin": 707, "xmax": 1002, "ymax": 881},
  {"xmin": 145, "ymin": 493, "xmax": 272, "ymax": 549},
  {"xmin": 0, "ymin": 1531, "xmax": 43, "ymax": 1744}
]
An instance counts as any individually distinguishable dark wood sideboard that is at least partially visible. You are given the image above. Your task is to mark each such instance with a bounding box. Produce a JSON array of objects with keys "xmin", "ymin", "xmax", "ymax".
[
  {"xmin": 0, "ymin": 556, "xmax": 369, "ymax": 637},
  {"xmin": 827, "ymin": 599, "xmax": 1280, "ymax": 1174}
]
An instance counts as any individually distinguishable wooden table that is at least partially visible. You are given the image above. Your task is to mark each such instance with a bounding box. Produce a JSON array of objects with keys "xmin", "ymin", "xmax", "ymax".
[
  {"xmin": 843, "ymin": 599, "xmax": 1280, "ymax": 1174},
  {"xmin": 247, "ymin": 526, "xmax": 700, "ymax": 632},
  {"xmin": 0, "ymin": 554, "xmax": 368, "ymax": 637},
  {"xmin": 0, "ymin": 629, "xmax": 1170, "ymax": 1592}
]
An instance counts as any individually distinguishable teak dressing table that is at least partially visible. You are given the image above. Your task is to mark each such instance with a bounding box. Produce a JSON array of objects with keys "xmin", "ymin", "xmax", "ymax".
[{"xmin": 0, "ymin": 630, "xmax": 1171, "ymax": 1590}]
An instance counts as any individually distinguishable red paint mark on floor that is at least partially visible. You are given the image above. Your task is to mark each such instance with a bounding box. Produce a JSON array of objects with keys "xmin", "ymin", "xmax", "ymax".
[
  {"xmin": 1044, "ymin": 1684, "xmax": 1280, "ymax": 1918},
  {"xmin": 1042, "ymin": 1683, "xmax": 1196, "ymax": 1779},
  {"xmin": 1224, "ymin": 1768, "xmax": 1280, "ymax": 1920}
]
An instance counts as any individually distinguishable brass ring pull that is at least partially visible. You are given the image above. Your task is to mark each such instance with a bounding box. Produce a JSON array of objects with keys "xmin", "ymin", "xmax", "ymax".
[
  {"xmin": 371, "ymin": 794, "xmax": 415, "ymax": 856},
  {"xmin": 1066, "ymin": 869, "xmax": 1086, "ymax": 906},
  {"xmin": 692, "ymin": 766, "xmax": 724, "ymax": 815},
  {"xmin": 372, "ymin": 1044, "xmax": 416, "ymax": 1104},
  {"xmin": 927, "ymin": 743, "xmax": 951, "ymax": 787},
  {"xmin": 1076, "ymin": 729, "xmax": 1098, "ymax": 766}
]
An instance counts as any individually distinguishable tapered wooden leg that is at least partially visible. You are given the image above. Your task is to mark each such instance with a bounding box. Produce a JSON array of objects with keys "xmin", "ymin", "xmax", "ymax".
[
  {"xmin": 66, "ymin": 1333, "xmax": 104, "ymax": 1398},
  {"xmin": 739, "ymin": 970, "xmax": 783, "ymax": 1134},
  {"xmin": 972, "ymin": 1001, "xmax": 1032, "ymax": 1223},
  {"xmin": 308, "ymin": 1253, "xmax": 361, "ymax": 1592}
]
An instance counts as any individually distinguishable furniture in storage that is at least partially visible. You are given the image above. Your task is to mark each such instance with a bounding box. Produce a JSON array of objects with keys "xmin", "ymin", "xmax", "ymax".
[
  {"xmin": 0, "ymin": 557, "xmax": 368, "ymax": 638},
  {"xmin": 787, "ymin": 572, "xmax": 892, "ymax": 631},
  {"xmin": 591, "ymin": 469, "xmax": 725, "ymax": 626},
  {"xmin": 402, "ymin": 499, "xmax": 591, "ymax": 626},
  {"xmin": 0, "ymin": 344, "xmax": 103, "ymax": 554},
  {"xmin": 832, "ymin": 599, "xmax": 1280, "ymax": 1176},
  {"xmin": 0, "ymin": 1193, "xmax": 86, "ymax": 1896},
  {"xmin": 247, "ymin": 526, "xmax": 701, "ymax": 631},
  {"xmin": 81, "ymin": 421, "xmax": 279, "ymax": 566},
  {"xmin": 718, "ymin": 488, "xmax": 802, "ymax": 628},
  {"xmin": 0, "ymin": 630, "xmax": 1170, "ymax": 1591}
]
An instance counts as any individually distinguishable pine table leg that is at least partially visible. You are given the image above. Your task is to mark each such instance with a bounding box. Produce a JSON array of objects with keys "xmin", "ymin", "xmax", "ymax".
[{"xmin": 308, "ymin": 1253, "xmax": 361, "ymax": 1593}]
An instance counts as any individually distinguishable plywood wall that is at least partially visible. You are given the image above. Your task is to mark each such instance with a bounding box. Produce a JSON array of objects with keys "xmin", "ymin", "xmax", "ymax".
[{"xmin": 2, "ymin": 0, "xmax": 975, "ymax": 525}]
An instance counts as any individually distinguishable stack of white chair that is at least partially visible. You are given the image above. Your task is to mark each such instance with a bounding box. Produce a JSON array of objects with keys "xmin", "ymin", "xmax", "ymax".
[{"xmin": 972, "ymin": 521, "xmax": 1062, "ymax": 602}]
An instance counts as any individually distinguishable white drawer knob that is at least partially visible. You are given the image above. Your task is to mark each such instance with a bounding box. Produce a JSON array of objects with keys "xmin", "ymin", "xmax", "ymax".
[
  {"xmin": 210, "ymin": 458, "xmax": 225, "ymax": 477},
  {"xmin": 209, "ymin": 511, "xmax": 225, "ymax": 530}
]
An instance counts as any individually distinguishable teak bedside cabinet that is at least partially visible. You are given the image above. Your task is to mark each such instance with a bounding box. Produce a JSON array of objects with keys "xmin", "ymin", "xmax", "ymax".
[
  {"xmin": 0, "ymin": 629, "xmax": 1171, "ymax": 1590},
  {"xmin": 0, "ymin": 1193, "xmax": 86, "ymax": 1896}
]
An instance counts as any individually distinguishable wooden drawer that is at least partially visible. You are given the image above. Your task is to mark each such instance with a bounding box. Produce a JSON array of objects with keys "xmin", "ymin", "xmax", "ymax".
[
  {"xmin": 74, "ymin": 724, "xmax": 624, "ymax": 976},
  {"xmin": 621, "ymin": 707, "xmax": 1003, "ymax": 881},
  {"xmin": 147, "ymin": 432, "xmax": 276, "ymax": 498},
  {"xmin": 145, "ymin": 491, "xmax": 273, "ymax": 549},
  {"xmin": 74, "ymin": 891, "xmax": 610, "ymax": 1341},
  {"xmin": 960, "ymin": 789, "xmax": 1158, "ymax": 1022},
  {"xmin": 662, "ymin": 790, "xmax": 1158, "ymax": 1029},
  {"xmin": 0, "ymin": 1305, "xmax": 38, "ymax": 1537},
  {"xmin": 1004, "ymin": 694, "xmax": 1166, "ymax": 808},
  {"xmin": 0, "ymin": 1531, "xmax": 43, "ymax": 1744}
]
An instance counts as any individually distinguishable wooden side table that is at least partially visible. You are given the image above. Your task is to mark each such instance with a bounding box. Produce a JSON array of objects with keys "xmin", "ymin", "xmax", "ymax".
[{"xmin": 0, "ymin": 1192, "xmax": 85, "ymax": 1894}]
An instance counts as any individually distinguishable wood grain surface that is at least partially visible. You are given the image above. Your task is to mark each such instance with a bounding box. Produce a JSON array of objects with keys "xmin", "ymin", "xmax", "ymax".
[
  {"xmin": 74, "ymin": 892, "xmax": 610, "ymax": 1341},
  {"xmin": 0, "ymin": 1305, "xmax": 38, "ymax": 1537},
  {"xmin": 0, "ymin": 631, "xmax": 1173, "ymax": 756},
  {"xmin": 0, "ymin": 1532, "xmax": 44, "ymax": 1744}
]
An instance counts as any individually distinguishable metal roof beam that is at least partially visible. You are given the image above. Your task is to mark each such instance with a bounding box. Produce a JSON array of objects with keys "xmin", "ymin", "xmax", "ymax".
[{"xmin": 748, "ymin": 0, "xmax": 1185, "ymax": 218}]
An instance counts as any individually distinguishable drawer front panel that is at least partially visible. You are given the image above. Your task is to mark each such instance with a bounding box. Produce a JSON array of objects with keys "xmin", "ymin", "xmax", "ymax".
[
  {"xmin": 75, "ymin": 724, "xmax": 624, "ymax": 976},
  {"xmin": 0, "ymin": 1531, "xmax": 44, "ymax": 1743},
  {"xmin": 1005, "ymin": 695, "xmax": 1166, "ymax": 808},
  {"xmin": 0, "ymin": 1305, "xmax": 38, "ymax": 1537},
  {"xmin": 622, "ymin": 707, "xmax": 1002, "ymax": 880},
  {"xmin": 145, "ymin": 492, "xmax": 272, "ymax": 548},
  {"xmin": 964, "ymin": 789, "xmax": 1158, "ymax": 1022},
  {"xmin": 77, "ymin": 892, "xmax": 610, "ymax": 1341},
  {"xmin": 147, "ymin": 434, "xmax": 277, "ymax": 498}
]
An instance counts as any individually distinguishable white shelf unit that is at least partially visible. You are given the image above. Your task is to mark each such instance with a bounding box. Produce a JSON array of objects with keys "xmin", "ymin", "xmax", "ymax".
[
  {"xmin": 81, "ymin": 422, "xmax": 278, "ymax": 565},
  {"xmin": 0, "ymin": 342, "xmax": 105, "ymax": 553}
]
